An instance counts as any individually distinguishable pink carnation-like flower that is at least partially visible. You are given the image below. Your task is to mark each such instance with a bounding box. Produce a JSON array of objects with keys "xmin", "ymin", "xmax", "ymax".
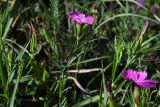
[
  {"xmin": 134, "ymin": 0, "xmax": 145, "ymax": 11},
  {"xmin": 123, "ymin": 69, "xmax": 159, "ymax": 88},
  {"xmin": 68, "ymin": 12, "xmax": 94, "ymax": 25},
  {"xmin": 150, "ymin": 3, "xmax": 160, "ymax": 14}
]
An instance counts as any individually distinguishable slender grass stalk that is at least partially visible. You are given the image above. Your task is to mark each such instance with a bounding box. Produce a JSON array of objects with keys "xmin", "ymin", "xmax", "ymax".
[
  {"xmin": 95, "ymin": 13, "xmax": 159, "ymax": 32},
  {"xmin": 9, "ymin": 69, "xmax": 21, "ymax": 107}
]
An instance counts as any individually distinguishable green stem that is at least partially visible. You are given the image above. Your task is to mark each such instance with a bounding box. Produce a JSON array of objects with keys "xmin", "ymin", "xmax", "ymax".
[
  {"xmin": 76, "ymin": 24, "xmax": 81, "ymax": 41},
  {"xmin": 73, "ymin": 24, "xmax": 81, "ymax": 53}
]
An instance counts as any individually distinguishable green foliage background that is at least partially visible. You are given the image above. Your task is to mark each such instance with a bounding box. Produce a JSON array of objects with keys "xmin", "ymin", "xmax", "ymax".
[{"xmin": 0, "ymin": 0, "xmax": 160, "ymax": 107}]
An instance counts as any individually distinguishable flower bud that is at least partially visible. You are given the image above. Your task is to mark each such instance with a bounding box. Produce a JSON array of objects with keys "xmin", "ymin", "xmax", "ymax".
[
  {"xmin": 107, "ymin": 81, "xmax": 117, "ymax": 107},
  {"xmin": 151, "ymin": 4, "xmax": 160, "ymax": 14},
  {"xmin": 133, "ymin": 85, "xmax": 140, "ymax": 105}
]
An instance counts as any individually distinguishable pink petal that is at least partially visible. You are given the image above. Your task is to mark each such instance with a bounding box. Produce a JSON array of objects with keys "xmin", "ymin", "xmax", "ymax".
[
  {"xmin": 69, "ymin": 12, "xmax": 85, "ymax": 24},
  {"xmin": 74, "ymin": 19, "xmax": 84, "ymax": 24},
  {"xmin": 131, "ymin": 71, "xmax": 139, "ymax": 81},
  {"xmin": 123, "ymin": 69, "xmax": 132, "ymax": 79},
  {"xmin": 85, "ymin": 16, "xmax": 94, "ymax": 25},
  {"xmin": 143, "ymin": 79, "xmax": 159, "ymax": 83},
  {"xmin": 137, "ymin": 82, "xmax": 156, "ymax": 88},
  {"xmin": 137, "ymin": 71, "xmax": 147, "ymax": 81},
  {"xmin": 123, "ymin": 69, "xmax": 137, "ymax": 81},
  {"xmin": 77, "ymin": 13, "xmax": 85, "ymax": 19},
  {"xmin": 69, "ymin": 12, "xmax": 78, "ymax": 19}
]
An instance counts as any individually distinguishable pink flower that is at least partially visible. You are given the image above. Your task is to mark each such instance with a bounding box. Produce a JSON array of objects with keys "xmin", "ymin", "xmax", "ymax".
[
  {"xmin": 123, "ymin": 69, "xmax": 159, "ymax": 88},
  {"xmin": 134, "ymin": 0, "xmax": 145, "ymax": 12},
  {"xmin": 68, "ymin": 12, "xmax": 94, "ymax": 25},
  {"xmin": 150, "ymin": 4, "xmax": 160, "ymax": 14}
]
